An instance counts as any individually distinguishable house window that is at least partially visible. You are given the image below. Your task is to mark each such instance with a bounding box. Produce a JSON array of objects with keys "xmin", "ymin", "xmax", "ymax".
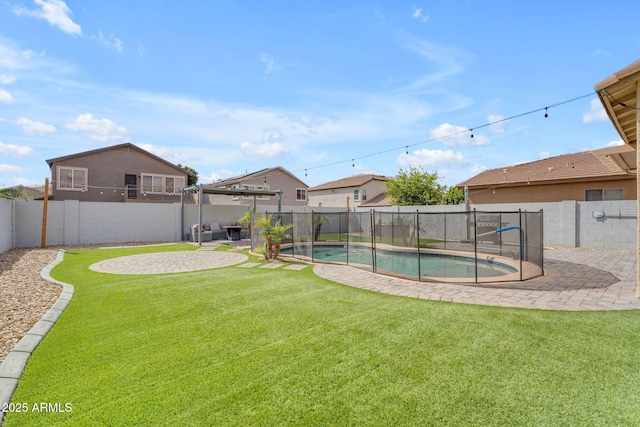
[
  {"xmin": 257, "ymin": 185, "xmax": 270, "ymax": 199},
  {"xmin": 361, "ymin": 188, "xmax": 367, "ymax": 201},
  {"xmin": 353, "ymin": 189, "xmax": 360, "ymax": 201},
  {"xmin": 57, "ymin": 166, "xmax": 87, "ymax": 191},
  {"xmin": 296, "ymin": 188, "xmax": 307, "ymax": 201},
  {"xmin": 239, "ymin": 184, "xmax": 270, "ymax": 199},
  {"xmin": 141, "ymin": 174, "xmax": 184, "ymax": 194},
  {"xmin": 586, "ymin": 188, "xmax": 623, "ymax": 201}
]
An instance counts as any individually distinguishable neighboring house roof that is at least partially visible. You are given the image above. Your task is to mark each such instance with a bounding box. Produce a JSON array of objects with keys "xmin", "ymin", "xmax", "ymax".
[
  {"xmin": 457, "ymin": 151, "xmax": 634, "ymax": 189},
  {"xmin": 19, "ymin": 185, "xmax": 48, "ymax": 200},
  {"xmin": 309, "ymin": 174, "xmax": 390, "ymax": 191},
  {"xmin": 207, "ymin": 166, "xmax": 308, "ymax": 188},
  {"xmin": 360, "ymin": 192, "xmax": 391, "ymax": 207},
  {"xmin": 45, "ymin": 142, "xmax": 190, "ymax": 175}
]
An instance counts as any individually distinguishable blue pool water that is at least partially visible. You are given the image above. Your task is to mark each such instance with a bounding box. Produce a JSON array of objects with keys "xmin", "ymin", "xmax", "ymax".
[{"xmin": 284, "ymin": 245, "xmax": 517, "ymax": 279}]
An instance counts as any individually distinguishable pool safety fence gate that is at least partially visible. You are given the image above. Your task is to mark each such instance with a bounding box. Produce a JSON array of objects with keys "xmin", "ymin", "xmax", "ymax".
[{"xmin": 253, "ymin": 210, "xmax": 544, "ymax": 283}]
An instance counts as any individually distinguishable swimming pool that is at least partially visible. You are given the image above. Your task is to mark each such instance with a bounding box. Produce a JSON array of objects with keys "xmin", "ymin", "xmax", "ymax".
[{"xmin": 282, "ymin": 244, "xmax": 518, "ymax": 280}]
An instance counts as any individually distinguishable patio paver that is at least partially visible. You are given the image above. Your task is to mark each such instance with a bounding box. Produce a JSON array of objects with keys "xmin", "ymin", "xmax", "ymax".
[{"xmin": 312, "ymin": 248, "xmax": 639, "ymax": 311}]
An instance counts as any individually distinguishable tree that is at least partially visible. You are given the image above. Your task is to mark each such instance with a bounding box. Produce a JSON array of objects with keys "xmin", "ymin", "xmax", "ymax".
[
  {"xmin": 271, "ymin": 221, "xmax": 293, "ymax": 259},
  {"xmin": 253, "ymin": 213, "xmax": 275, "ymax": 259},
  {"xmin": 177, "ymin": 164, "xmax": 199, "ymax": 186},
  {"xmin": 0, "ymin": 186, "xmax": 26, "ymax": 200},
  {"xmin": 443, "ymin": 185, "xmax": 465, "ymax": 205},
  {"xmin": 385, "ymin": 166, "xmax": 444, "ymax": 206}
]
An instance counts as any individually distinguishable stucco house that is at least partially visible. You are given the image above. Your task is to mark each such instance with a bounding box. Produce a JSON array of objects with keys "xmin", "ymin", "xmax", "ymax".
[
  {"xmin": 457, "ymin": 150, "xmax": 636, "ymax": 204},
  {"xmin": 308, "ymin": 174, "xmax": 390, "ymax": 208},
  {"xmin": 205, "ymin": 166, "xmax": 308, "ymax": 207},
  {"xmin": 46, "ymin": 143, "xmax": 190, "ymax": 203}
]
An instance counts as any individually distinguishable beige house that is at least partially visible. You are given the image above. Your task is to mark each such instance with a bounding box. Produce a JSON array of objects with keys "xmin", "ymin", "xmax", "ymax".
[
  {"xmin": 205, "ymin": 166, "xmax": 308, "ymax": 207},
  {"xmin": 308, "ymin": 174, "xmax": 390, "ymax": 208},
  {"xmin": 457, "ymin": 151, "xmax": 636, "ymax": 204},
  {"xmin": 46, "ymin": 143, "xmax": 190, "ymax": 203}
]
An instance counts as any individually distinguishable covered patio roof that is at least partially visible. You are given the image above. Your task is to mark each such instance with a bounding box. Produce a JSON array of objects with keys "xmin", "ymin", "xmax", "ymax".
[
  {"xmin": 594, "ymin": 58, "xmax": 640, "ymax": 297},
  {"xmin": 593, "ymin": 59, "xmax": 640, "ymax": 173}
]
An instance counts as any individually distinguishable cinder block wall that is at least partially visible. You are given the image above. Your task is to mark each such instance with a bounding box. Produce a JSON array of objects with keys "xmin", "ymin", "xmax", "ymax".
[
  {"xmin": 0, "ymin": 199, "xmax": 11, "ymax": 253},
  {"xmin": 357, "ymin": 200, "xmax": 637, "ymax": 250},
  {"xmin": 1, "ymin": 199, "xmax": 636, "ymax": 252}
]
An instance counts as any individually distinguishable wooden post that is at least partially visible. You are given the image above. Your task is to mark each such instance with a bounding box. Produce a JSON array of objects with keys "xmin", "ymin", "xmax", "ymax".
[{"xmin": 41, "ymin": 178, "xmax": 49, "ymax": 248}]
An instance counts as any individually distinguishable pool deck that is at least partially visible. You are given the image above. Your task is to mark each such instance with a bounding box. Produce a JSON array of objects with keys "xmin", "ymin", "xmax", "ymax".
[{"xmin": 312, "ymin": 247, "xmax": 639, "ymax": 311}]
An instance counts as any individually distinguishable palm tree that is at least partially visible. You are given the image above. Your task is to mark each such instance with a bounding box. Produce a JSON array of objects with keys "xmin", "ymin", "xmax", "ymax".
[
  {"xmin": 253, "ymin": 213, "xmax": 274, "ymax": 259},
  {"xmin": 0, "ymin": 186, "xmax": 25, "ymax": 200},
  {"xmin": 312, "ymin": 212, "xmax": 328, "ymax": 241},
  {"xmin": 238, "ymin": 210, "xmax": 252, "ymax": 237},
  {"xmin": 271, "ymin": 221, "xmax": 293, "ymax": 259}
]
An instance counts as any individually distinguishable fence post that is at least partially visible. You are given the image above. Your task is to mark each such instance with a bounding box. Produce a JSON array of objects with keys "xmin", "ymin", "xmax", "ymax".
[
  {"xmin": 519, "ymin": 209, "xmax": 523, "ymax": 281},
  {"xmin": 416, "ymin": 210, "xmax": 421, "ymax": 281},
  {"xmin": 540, "ymin": 209, "xmax": 544, "ymax": 274},
  {"xmin": 311, "ymin": 210, "xmax": 315, "ymax": 263},
  {"xmin": 473, "ymin": 209, "xmax": 478, "ymax": 283},
  {"xmin": 371, "ymin": 210, "xmax": 376, "ymax": 273}
]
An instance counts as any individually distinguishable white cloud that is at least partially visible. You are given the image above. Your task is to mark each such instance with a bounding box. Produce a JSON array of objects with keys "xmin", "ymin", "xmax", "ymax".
[
  {"xmin": 488, "ymin": 114, "xmax": 506, "ymax": 133},
  {"xmin": 583, "ymin": 98, "xmax": 608, "ymax": 124},
  {"xmin": 262, "ymin": 128, "xmax": 286, "ymax": 144},
  {"xmin": 16, "ymin": 117, "xmax": 57, "ymax": 135},
  {"xmin": 0, "ymin": 74, "xmax": 16, "ymax": 84},
  {"xmin": 412, "ymin": 7, "xmax": 429, "ymax": 22},
  {"xmin": 137, "ymin": 43, "xmax": 145, "ymax": 55},
  {"xmin": 607, "ymin": 139, "xmax": 624, "ymax": 147},
  {"xmin": 260, "ymin": 53, "xmax": 282, "ymax": 75},
  {"xmin": 538, "ymin": 151, "xmax": 550, "ymax": 159},
  {"xmin": 0, "ymin": 141, "xmax": 34, "ymax": 156},
  {"xmin": 396, "ymin": 35, "xmax": 469, "ymax": 94},
  {"xmin": 0, "ymin": 164, "xmax": 23, "ymax": 173},
  {"xmin": 202, "ymin": 170, "xmax": 234, "ymax": 184},
  {"xmin": 66, "ymin": 113, "xmax": 127, "ymax": 142},
  {"xmin": 92, "ymin": 31, "xmax": 123, "ymax": 53},
  {"xmin": 397, "ymin": 149, "xmax": 467, "ymax": 167},
  {"xmin": 135, "ymin": 143, "xmax": 190, "ymax": 165},
  {"xmin": 0, "ymin": 89, "xmax": 15, "ymax": 104},
  {"xmin": 13, "ymin": 0, "xmax": 82, "ymax": 35},
  {"xmin": 11, "ymin": 176, "xmax": 39, "ymax": 186},
  {"xmin": 240, "ymin": 141, "xmax": 288, "ymax": 157},
  {"xmin": 430, "ymin": 123, "xmax": 490, "ymax": 147}
]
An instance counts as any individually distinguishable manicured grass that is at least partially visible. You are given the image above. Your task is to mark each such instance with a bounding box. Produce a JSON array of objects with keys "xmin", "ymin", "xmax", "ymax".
[{"xmin": 5, "ymin": 243, "xmax": 640, "ymax": 425}]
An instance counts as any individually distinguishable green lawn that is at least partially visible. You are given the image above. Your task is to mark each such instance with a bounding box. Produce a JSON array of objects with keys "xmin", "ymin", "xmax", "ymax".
[{"xmin": 5, "ymin": 244, "xmax": 640, "ymax": 426}]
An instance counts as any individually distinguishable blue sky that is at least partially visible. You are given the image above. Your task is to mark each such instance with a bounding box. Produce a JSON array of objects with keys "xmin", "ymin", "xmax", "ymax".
[{"xmin": 0, "ymin": 1, "xmax": 637, "ymax": 190}]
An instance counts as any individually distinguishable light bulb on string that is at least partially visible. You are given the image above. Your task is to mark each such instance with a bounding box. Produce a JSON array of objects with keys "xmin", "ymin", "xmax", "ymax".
[{"xmin": 544, "ymin": 107, "xmax": 548, "ymax": 118}]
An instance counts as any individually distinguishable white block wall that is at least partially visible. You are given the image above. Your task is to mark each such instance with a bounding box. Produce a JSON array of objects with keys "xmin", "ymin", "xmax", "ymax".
[
  {"xmin": 0, "ymin": 199, "xmax": 11, "ymax": 253},
  {"xmin": 0, "ymin": 199, "xmax": 636, "ymax": 253},
  {"xmin": 356, "ymin": 200, "xmax": 637, "ymax": 250}
]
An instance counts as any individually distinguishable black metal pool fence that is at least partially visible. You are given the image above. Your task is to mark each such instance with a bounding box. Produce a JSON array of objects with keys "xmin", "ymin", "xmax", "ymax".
[{"xmin": 253, "ymin": 210, "xmax": 544, "ymax": 283}]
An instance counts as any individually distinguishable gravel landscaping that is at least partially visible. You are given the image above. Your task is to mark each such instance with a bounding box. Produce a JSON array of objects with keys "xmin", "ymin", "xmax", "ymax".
[{"xmin": 0, "ymin": 247, "xmax": 60, "ymax": 365}]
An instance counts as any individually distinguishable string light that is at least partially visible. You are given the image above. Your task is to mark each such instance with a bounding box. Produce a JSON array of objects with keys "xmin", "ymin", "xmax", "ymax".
[
  {"xmin": 544, "ymin": 107, "xmax": 548, "ymax": 118},
  {"xmin": 600, "ymin": 89, "xmax": 640, "ymax": 110},
  {"xmin": 469, "ymin": 129, "xmax": 474, "ymax": 138},
  {"xmin": 293, "ymin": 92, "xmax": 594, "ymax": 177}
]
